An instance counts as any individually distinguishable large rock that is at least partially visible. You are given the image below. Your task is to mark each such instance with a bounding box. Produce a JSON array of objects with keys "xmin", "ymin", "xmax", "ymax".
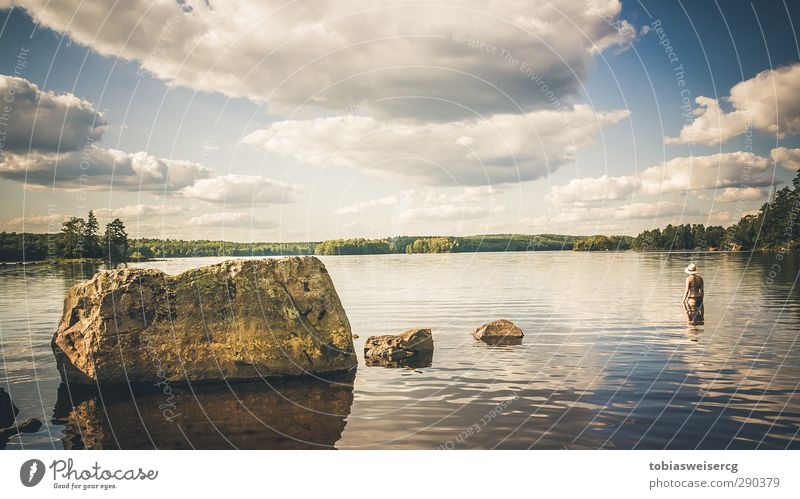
[
  {"xmin": 364, "ymin": 328, "xmax": 434, "ymax": 367},
  {"xmin": 53, "ymin": 257, "xmax": 357, "ymax": 385},
  {"xmin": 473, "ymin": 319, "xmax": 524, "ymax": 344}
]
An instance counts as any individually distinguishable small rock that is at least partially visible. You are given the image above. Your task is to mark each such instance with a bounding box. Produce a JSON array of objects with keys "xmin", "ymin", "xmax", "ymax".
[
  {"xmin": 352, "ymin": 334, "xmax": 359, "ymax": 339},
  {"xmin": 473, "ymin": 319, "xmax": 524, "ymax": 344},
  {"xmin": 364, "ymin": 328, "xmax": 433, "ymax": 367},
  {"xmin": 0, "ymin": 388, "xmax": 19, "ymax": 427}
]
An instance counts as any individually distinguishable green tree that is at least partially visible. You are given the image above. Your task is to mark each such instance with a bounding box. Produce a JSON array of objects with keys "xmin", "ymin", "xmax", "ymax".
[
  {"xmin": 691, "ymin": 224, "xmax": 706, "ymax": 249},
  {"xmin": 727, "ymin": 214, "xmax": 759, "ymax": 250},
  {"xmin": 84, "ymin": 210, "xmax": 101, "ymax": 257},
  {"xmin": 704, "ymin": 226, "xmax": 725, "ymax": 249},
  {"xmin": 59, "ymin": 217, "xmax": 86, "ymax": 258},
  {"xmin": 104, "ymin": 218, "xmax": 129, "ymax": 262}
]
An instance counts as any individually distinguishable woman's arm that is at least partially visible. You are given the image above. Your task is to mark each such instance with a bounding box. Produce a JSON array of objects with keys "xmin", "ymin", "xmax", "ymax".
[{"xmin": 682, "ymin": 277, "xmax": 690, "ymax": 304}]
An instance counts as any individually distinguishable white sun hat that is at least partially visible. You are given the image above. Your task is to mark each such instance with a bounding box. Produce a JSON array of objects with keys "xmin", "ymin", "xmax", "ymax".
[{"xmin": 685, "ymin": 263, "xmax": 698, "ymax": 274}]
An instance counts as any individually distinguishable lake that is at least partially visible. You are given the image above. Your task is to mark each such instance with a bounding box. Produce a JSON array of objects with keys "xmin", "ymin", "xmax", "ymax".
[{"xmin": 1, "ymin": 251, "xmax": 798, "ymax": 449}]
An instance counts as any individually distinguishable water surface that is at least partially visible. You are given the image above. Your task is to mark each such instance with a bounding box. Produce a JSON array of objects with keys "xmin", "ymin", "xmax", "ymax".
[{"xmin": 1, "ymin": 251, "xmax": 798, "ymax": 449}]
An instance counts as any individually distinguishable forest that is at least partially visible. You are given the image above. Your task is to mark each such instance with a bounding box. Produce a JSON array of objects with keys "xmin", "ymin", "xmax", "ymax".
[
  {"xmin": 313, "ymin": 234, "xmax": 585, "ymax": 255},
  {"xmin": 632, "ymin": 170, "xmax": 800, "ymax": 251}
]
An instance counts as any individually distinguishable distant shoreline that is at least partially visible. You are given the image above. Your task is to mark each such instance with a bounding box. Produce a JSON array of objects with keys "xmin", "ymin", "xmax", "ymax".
[
  {"xmin": 0, "ymin": 233, "xmax": 628, "ymax": 263},
  {"xmin": 3, "ymin": 215, "xmax": 798, "ymax": 263},
  {"xmin": 1, "ymin": 247, "xmax": 790, "ymax": 267}
]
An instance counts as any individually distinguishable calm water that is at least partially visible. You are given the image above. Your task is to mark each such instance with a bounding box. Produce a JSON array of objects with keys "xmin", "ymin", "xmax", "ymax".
[{"xmin": 1, "ymin": 251, "xmax": 798, "ymax": 449}]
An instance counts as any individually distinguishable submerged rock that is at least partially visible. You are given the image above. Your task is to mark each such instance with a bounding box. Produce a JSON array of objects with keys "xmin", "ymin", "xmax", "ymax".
[
  {"xmin": 53, "ymin": 257, "xmax": 357, "ymax": 385},
  {"xmin": 364, "ymin": 328, "xmax": 434, "ymax": 367},
  {"xmin": 473, "ymin": 319, "xmax": 524, "ymax": 343},
  {"xmin": 0, "ymin": 388, "xmax": 18, "ymax": 427}
]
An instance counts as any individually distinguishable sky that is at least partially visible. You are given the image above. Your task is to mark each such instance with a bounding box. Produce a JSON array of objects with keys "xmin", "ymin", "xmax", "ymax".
[{"xmin": 0, "ymin": 0, "xmax": 799, "ymax": 242}]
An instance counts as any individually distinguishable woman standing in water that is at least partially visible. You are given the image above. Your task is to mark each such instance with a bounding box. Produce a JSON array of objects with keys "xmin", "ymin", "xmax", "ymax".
[{"xmin": 683, "ymin": 263, "xmax": 704, "ymax": 325}]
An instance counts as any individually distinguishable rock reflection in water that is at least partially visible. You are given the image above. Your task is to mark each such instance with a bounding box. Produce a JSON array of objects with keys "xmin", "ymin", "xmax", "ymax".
[
  {"xmin": 364, "ymin": 351, "xmax": 433, "ymax": 368},
  {"xmin": 52, "ymin": 375, "xmax": 355, "ymax": 449},
  {"xmin": 475, "ymin": 337, "xmax": 523, "ymax": 346}
]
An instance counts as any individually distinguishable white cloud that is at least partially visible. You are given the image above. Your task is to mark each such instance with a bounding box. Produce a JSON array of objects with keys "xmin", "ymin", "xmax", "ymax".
[
  {"xmin": 336, "ymin": 195, "xmax": 397, "ymax": 215},
  {"xmin": 592, "ymin": 19, "xmax": 637, "ymax": 54},
  {"xmin": 664, "ymin": 97, "xmax": 748, "ymax": 147},
  {"xmin": 0, "ymin": 75, "xmax": 106, "ymax": 154},
  {"xmin": 549, "ymin": 174, "xmax": 639, "ymax": 205},
  {"xmin": 403, "ymin": 185, "xmax": 499, "ymax": 204},
  {"xmin": 177, "ymin": 174, "xmax": 299, "ymax": 205},
  {"xmin": 526, "ymin": 200, "xmax": 701, "ymax": 231},
  {"xmin": 770, "ymin": 146, "xmax": 800, "ymax": 171},
  {"xmin": 713, "ymin": 187, "xmax": 765, "ymax": 203},
  {"xmin": 0, "ymin": 213, "xmax": 66, "ymax": 231},
  {"xmin": 0, "ymin": 75, "xmax": 215, "ymax": 192},
  {"xmin": 0, "ymin": 75, "xmax": 296, "ymax": 208},
  {"xmin": 6, "ymin": 0, "xmax": 636, "ymax": 119},
  {"xmin": 549, "ymin": 152, "xmax": 772, "ymax": 206},
  {"xmin": 332, "ymin": 186, "xmax": 505, "ymax": 230},
  {"xmin": 609, "ymin": 201, "xmax": 695, "ymax": 219},
  {"xmin": 396, "ymin": 186, "xmax": 505, "ymax": 223},
  {"xmin": 186, "ymin": 211, "xmax": 276, "ymax": 229},
  {"xmin": 0, "ymin": 146, "xmax": 213, "ymax": 191},
  {"xmin": 94, "ymin": 204, "xmax": 185, "ymax": 219},
  {"xmin": 398, "ymin": 204, "xmax": 499, "ymax": 222},
  {"xmin": 637, "ymin": 151, "xmax": 772, "ymax": 193},
  {"xmin": 666, "ymin": 63, "xmax": 800, "ymax": 145},
  {"xmin": 708, "ymin": 210, "xmax": 736, "ymax": 225},
  {"xmin": 0, "ymin": 145, "xmax": 298, "ymax": 207},
  {"xmin": 0, "ymin": 207, "xmax": 186, "ymax": 232},
  {"xmin": 243, "ymin": 106, "xmax": 629, "ymax": 185}
]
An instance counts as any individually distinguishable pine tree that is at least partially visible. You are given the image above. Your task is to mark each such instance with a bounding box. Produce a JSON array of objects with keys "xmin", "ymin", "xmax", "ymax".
[
  {"xmin": 104, "ymin": 218, "xmax": 129, "ymax": 262},
  {"xmin": 84, "ymin": 211, "xmax": 100, "ymax": 257}
]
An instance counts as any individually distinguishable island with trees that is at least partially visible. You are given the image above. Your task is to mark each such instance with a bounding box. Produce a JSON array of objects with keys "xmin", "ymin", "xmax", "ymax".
[{"xmin": 0, "ymin": 211, "xmax": 129, "ymax": 263}]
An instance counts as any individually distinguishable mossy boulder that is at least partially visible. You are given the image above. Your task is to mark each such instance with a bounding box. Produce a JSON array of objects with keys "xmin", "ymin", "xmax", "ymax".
[{"xmin": 52, "ymin": 257, "xmax": 357, "ymax": 385}]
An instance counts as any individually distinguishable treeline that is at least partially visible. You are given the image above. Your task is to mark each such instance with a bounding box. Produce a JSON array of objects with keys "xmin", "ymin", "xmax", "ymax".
[
  {"xmin": 0, "ymin": 211, "xmax": 128, "ymax": 262},
  {"xmin": 313, "ymin": 234, "xmax": 586, "ymax": 255},
  {"xmin": 1, "ymin": 230, "xmax": 634, "ymax": 262},
  {"xmin": 634, "ymin": 170, "xmax": 800, "ymax": 251},
  {"xmin": 572, "ymin": 235, "xmax": 632, "ymax": 251},
  {"xmin": 632, "ymin": 224, "xmax": 726, "ymax": 251},
  {"xmin": 314, "ymin": 238, "xmax": 390, "ymax": 255},
  {"xmin": 129, "ymin": 238, "xmax": 316, "ymax": 259}
]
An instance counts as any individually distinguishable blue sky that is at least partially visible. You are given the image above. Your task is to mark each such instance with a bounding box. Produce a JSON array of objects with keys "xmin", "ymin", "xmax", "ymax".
[{"xmin": 1, "ymin": 0, "xmax": 798, "ymax": 241}]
